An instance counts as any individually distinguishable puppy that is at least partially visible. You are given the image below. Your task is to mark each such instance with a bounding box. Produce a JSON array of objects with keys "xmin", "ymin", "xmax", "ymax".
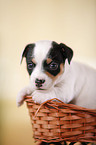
[{"xmin": 17, "ymin": 40, "xmax": 96, "ymax": 109}]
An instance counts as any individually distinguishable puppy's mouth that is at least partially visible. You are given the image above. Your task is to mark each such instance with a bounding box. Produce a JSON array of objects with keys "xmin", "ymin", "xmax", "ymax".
[
  {"xmin": 37, "ymin": 88, "xmax": 45, "ymax": 90},
  {"xmin": 36, "ymin": 87, "xmax": 46, "ymax": 90},
  {"xmin": 36, "ymin": 85, "xmax": 45, "ymax": 90}
]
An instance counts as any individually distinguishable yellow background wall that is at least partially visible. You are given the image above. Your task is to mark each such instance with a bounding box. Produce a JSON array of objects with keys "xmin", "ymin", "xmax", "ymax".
[{"xmin": 0, "ymin": 0, "xmax": 96, "ymax": 145}]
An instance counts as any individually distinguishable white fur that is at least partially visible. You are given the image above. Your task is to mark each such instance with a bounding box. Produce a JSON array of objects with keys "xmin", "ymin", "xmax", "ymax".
[{"xmin": 17, "ymin": 40, "xmax": 96, "ymax": 109}]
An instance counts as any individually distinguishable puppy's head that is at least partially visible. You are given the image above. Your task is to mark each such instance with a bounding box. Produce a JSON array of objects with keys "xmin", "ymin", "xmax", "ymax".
[{"xmin": 21, "ymin": 40, "xmax": 73, "ymax": 90}]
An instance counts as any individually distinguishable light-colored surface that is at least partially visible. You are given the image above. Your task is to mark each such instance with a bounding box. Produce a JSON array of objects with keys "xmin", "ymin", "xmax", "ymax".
[{"xmin": 0, "ymin": 0, "xmax": 96, "ymax": 145}]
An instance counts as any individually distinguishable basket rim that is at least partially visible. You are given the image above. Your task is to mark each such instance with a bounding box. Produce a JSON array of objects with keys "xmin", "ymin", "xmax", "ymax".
[{"xmin": 25, "ymin": 96, "xmax": 96, "ymax": 115}]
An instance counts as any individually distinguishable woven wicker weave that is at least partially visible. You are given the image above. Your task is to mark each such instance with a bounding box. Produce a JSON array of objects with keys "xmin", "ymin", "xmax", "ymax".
[{"xmin": 25, "ymin": 96, "xmax": 96, "ymax": 143}]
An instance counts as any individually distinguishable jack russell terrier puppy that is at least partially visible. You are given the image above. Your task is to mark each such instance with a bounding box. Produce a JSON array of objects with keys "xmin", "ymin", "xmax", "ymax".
[{"xmin": 17, "ymin": 40, "xmax": 96, "ymax": 109}]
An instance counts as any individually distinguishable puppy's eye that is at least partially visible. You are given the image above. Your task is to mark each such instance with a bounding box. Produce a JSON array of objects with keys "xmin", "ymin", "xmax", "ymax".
[
  {"xmin": 49, "ymin": 62, "xmax": 58, "ymax": 70},
  {"xmin": 28, "ymin": 63, "xmax": 33, "ymax": 69},
  {"xmin": 27, "ymin": 61, "xmax": 36, "ymax": 75}
]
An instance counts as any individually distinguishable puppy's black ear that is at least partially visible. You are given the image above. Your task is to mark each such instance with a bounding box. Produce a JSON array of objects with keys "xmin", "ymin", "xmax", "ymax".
[
  {"xmin": 20, "ymin": 44, "xmax": 35, "ymax": 64},
  {"xmin": 60, "ymin": 43, "xmax": 73, "ymax": 64}
]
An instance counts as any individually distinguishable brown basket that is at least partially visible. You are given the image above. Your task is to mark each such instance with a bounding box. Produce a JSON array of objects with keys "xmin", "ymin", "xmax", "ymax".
[{"xmin": 25, "ymin": 96, "xmax": 96, "ymax": 143}]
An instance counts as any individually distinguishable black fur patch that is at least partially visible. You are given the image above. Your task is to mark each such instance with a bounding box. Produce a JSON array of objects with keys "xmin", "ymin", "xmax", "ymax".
[
  {"xmin": 43, "ymin": 42, "xmax": 63, "ymax": 76},
  {"xmin": 59, "ymin": 43, "xmax": 73, "ymax": 64},
  {"xmin": 48, "ymin": 41, "xmax": 64, "ymax": 63},
  {"xmin": 22, "ymin": 44, "xmax": 36, "ymax": 75},
  {"xmin": 43, "ymin": 60, "xmax": 60, "ymax": 76},
  {"xmin": 43, "ymin": 41, "xmax": 73, "ymax": 76}
]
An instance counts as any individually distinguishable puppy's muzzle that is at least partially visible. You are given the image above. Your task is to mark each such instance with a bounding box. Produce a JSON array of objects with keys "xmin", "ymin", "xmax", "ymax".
[{"xmin": 35, "ymin": 78, "xmax": 45, "ymax": 88}]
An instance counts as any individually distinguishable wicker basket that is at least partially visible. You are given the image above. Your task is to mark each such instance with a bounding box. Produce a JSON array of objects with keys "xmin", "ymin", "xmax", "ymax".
[{"xmin": 25, "ymin": 96, "xmax": 96, "ymax": 143}]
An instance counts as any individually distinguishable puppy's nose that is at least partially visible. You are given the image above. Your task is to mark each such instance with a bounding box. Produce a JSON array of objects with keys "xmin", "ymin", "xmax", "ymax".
[{"xmin": 35, "ymin": 78, "xmax": 45, "ymax": 87}]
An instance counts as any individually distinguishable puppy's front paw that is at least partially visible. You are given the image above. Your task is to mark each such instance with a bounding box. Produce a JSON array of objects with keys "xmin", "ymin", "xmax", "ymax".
[
  {"xmin": 32, "ymin": 91, "xmax": 43, "ymax": 104},
  {"xmin": 17, "ymin": 87, "xmax": 32, "ymax": 107},
  {"xmin": 32, "ymin": 90, "xmax": 56, "ymax": 104}
]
